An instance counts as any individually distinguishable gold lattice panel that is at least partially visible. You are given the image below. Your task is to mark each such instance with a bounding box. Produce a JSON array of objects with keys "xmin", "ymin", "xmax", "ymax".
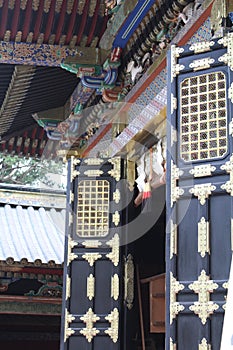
[
  {"xmin": 77, "ymin": 180, "xmax": 110, "ymax": 237},
  {"xmin": 180, "ymin": 71, "xmax": 227, "ymax": 162}
]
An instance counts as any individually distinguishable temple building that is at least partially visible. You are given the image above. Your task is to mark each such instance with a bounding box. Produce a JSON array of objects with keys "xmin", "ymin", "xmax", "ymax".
[{"xmin": 0, "ymin": 0, "xmax": 233, "ymax": 349}]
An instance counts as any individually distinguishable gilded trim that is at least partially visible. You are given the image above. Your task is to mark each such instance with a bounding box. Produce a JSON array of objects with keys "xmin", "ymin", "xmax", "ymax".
[
  {"xmin": 67, "ymin": 237, "xmax": 78, "ymax": 265},
  {"xmin": 189, "ymin": 164, "xmax": 216, "ymax": 178},
  {"xmin": 170, "ymin": 45, "xmax": 185, "ymax": 82},
  {"xmin": 82, "ymin": 240, "xmax": 102, "ymax": 248},
  {"xmin": 189, "ymin": 270, "xmax": 219, "ymax": 324},
  {"xmin": 124, "ymin": 254, "xmax": 134, "ymax": 310},
  {"xmin": 199, "ymin": 338, "xmax": 211, "ymax": 350},
  {"xmin": 170, "ymin": 220, "xmax": 177, "ymax": 259},
  {"xmin": 82, "ymin": 253, "xmax": 102, "ymax": 266},
  {"xmin": 218, "ymin": 33, "xmax": 233, "ymax": 70},
  {"xmin": 127, "ymin": 159, "xmax": 135, "ymax": 192},
  {"xmin": 229, "ymin": 82, "xmax": 233, "ymax": 104},
  {"xmin": 64, "ymin": 309, "xmax": 75, "ymax": 342},
  {"xmin": 106, "ymin": 234, "xmax": 120, "ymax": 266},
  {"xmin": 111, "ymin": 274, "xmax": 120, "ymax": 301},
  {"xmin": 189, "ymin": 57, "xmax": 215, "ymax": 71},
  {"xmin": 87, "ymin": 274, "xmax": 95, "ymax": 301},
  {"xmin": 170, "ymin": 337, "xmax": 177, "ymax": 350},
  {"xmin": 189, "ymin": 41, "xmax": 215, "ymax": 54},
  {"xmin": 189, "ymin": 183, "xmax": 216, "ymax": 205},
  {"xmin": 198, "ymin": 217, "xmax": 210, "ymax": 258},
  {"xmin": 83, "ymin": 169, "xmax": 104, "ymax": 177},
  {"xmin": 171, "ymin": 93, "xmax": 177, "ymax": 115},
  {"xmin": 171, "ymin": 160, "xmax": 184, "ymax": 207},
  {"xmin": 84, "ymin": 158, "xmax": 104, "ymax": 165},
  {"xmin": 66, "ymin": 275, "xmax": 71, "ymax": 300},
  {"xmin": 112, "ymin": 211, "xmax": 120, "ymax": 226},
  {"xmin": 221, "ymin": 155, "xmax": 233, "ymax": 195},
  {"xmin": 113, "ymin": 189, "xmax": 121, "ymax": 204},
  {"xmin": 80, "ymin": 308, "xmax": 100, "ymax": 342},
  {"xmin": 170, "ymin": 273, "xmax": 185, "ymax": 324},
  {"xmin": 105, "ymin": 308, "xmax": 119, "ymax": 343},
  {"xmin": 108, "ymin": 157, "xmax": 121, "ymax": 181}
]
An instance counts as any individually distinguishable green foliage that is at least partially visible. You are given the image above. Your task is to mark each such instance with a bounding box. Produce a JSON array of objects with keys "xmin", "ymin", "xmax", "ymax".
[{"xmin": 0, "ymin": 153, "xmax": 66, "ymax": 189}]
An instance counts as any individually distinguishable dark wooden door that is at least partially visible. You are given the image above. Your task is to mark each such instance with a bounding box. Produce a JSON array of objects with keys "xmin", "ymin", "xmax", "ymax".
[
  {"xmin": 60, "ymin": 157, "xmax": 135, "ymax": 350},
  {"xmin": 166, "ymin": 33, "xmax": 233, "ymax": 349}
]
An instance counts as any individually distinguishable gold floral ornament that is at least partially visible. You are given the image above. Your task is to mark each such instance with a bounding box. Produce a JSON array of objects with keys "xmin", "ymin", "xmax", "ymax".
[
  {"xmin": 189, "ymin": 270, "xmax": 219, "ymax": 324},
  {"xmin": 64, "ymin": 309, "xmax": 75, "ymax": 341},
  {"xmin": 199, "ymin": 337, "xmax": 211, "ymax": 350},
  {"xmin": 106, "ymin": 234, "xmax": 119, "ymax": 266},
  {"xmin": 105, "ymin": 308, "xmax": 119, "ymax": 343},
  {"xmin": 80, "ymin": 308, "xmax": 100, "ymax": 342},
  {"xmin": 170, "ymin": 273, "xmax": 185, "ymax": 324},
  {"xmin": 189, "ymin": 183, "xmax": 216, "ymax": 205}
]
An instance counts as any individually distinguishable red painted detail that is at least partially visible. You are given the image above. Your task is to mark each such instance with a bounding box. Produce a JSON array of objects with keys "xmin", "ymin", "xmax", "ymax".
[
  {"xmin": 54, "ymin": 0, "xmax": 67, "ymax": 44},
  {"xmin": 33, "ymin": 0, "xmax": 44, "ymax": 42},
  {"xmin": 22, "ymin": 266, "xmax": 63, "ymax": 274},
  {"xmin": 0, "ymin": 0, "xmax": 9, "ymax": 39},
  {"xmin": 44, "ymin": 0, "xmax": 56, "ymax": 43},
  {"xmin": 76, "ymin": 0, "xmax": 90, "ymax": 46},
  {"xmin": 38, "ymin": 127, "xmax": 45, "ymax": 139},
  {"xmin": 31, "ymin": 127, "xmax": 37, "ymax": 138},
  {"xmin": 10, "ymin": 0, "xmax": 21, "ymax": 40},
  {"xmin": 1, "ymin": 141, "xmax": 6, "ymax": 151},
  {"xmin": 21, "ymin": 0, "xmax": 33, "ymax": 41},
  {"xmin": 65, "ymin": 0, "xmax": 79, "ymax": 44},
  {"xmin": 86, "ymin": 0, "xmax": 100, "ymax": 46}
]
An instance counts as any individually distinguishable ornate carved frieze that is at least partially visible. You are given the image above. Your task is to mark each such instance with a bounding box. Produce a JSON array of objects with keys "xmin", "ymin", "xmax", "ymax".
[
  {"xmin": 105, "ymin": 308, "xmax": 119, "ymax": 343},
  {"xmin": 189, "ymin": 183, "xmax": 216, "ymax": 205},
  {"xmin": 80, "ymin": 308, "xmax": 100, "ymax": 342},
  {"xmin": 198, "ymin": 217, "xmax": 210, "ymax": 258},
  {"xmin": 189, "ymin": 270, "xmax": 219, "ymax": 324},
  {"xmin": 170, "ymin": 273, "xmax": 185, "ymax": 324}
]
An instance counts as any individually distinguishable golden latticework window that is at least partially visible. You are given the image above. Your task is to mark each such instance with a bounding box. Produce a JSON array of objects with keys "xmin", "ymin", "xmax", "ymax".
[
  {"xmin": 180, "ymin": 71, "xmax": 227, "ymax": 162},
  {"xmin": 77, "ymin": 180, "xmax": 109, "ymax": 237}
]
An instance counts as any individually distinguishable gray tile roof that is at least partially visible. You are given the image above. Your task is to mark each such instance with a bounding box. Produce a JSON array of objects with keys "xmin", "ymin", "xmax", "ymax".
[{"xmin": 0, "ymin": 204, "xmax": 65, "ymax": 264}]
